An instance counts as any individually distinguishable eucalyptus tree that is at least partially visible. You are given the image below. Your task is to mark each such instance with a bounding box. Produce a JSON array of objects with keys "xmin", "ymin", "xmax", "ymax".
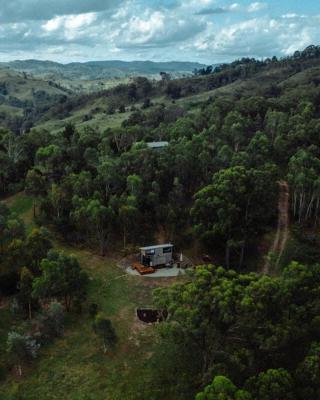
[
  {"xmin": 287, "ymin": 147, "xmax": 320, "ymax": 224},
  {"xmin": 32, "ymin": 250, "xmax": 88, "ymax": 311},
  {"xmin": 191, "ymin": 165, "xmax": 277, "ymax": 267}
]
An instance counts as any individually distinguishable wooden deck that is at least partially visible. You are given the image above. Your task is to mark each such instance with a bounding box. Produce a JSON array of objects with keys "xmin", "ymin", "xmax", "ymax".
[{"xmin": 132, "ymin": 262, "xmax": 156, "ymax": 275}]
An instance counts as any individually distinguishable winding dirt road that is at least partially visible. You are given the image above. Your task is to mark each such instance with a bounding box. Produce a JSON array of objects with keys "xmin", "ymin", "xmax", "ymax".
[{"xmin": 263, "ymin": 180, "xmax": 290, "ymax": 274}]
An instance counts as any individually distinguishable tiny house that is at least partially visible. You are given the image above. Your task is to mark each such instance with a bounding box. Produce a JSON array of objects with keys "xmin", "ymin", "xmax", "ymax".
[{"xmin": 140, "ymin": 244, "xmax": 174, "ymax": 267}]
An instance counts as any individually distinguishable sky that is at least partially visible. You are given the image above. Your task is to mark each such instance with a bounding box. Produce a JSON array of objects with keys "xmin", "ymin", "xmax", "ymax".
[{"xmin": 0, "ymin": 0, "xmax": 319, "ymax": 64}]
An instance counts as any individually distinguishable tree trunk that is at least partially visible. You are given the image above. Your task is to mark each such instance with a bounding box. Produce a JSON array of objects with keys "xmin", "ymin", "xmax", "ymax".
[
  {"xmin": 225, "ymin": 244, "xmax": 230, "ymax": 269},
  {"xmin": 28, "ymin": 301, "xmax": 32, "ymax": 320},
  {"xmin": 314, "ymin": 197, "xmax": 320, "ymax": 227},
  {"xmin": 299, "ymin": 192, "xmax": 303, "ymax": 223},
  {"xmin": 100, "ymin": 237, "xmax": 105, "ymax": 257},
  {"xmin": 123, "ymin": 227, "xmax": 126, "ymax": 249},
  {"xmin": 64, "ymin": 295, "xmax": 71, "ymax": 312},
  {"xmin": 306, "ymin": 193, "xmax": 315, "ymax": 221},
  {"xmin": 239, "ymin": 242, "xmax": 245, "ymax": 269}
]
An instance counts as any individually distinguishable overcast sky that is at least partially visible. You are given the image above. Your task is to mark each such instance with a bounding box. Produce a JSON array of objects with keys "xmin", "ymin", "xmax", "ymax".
[{"xmin": 0, "ymin": 0, "xmax": 319, "ymax": 63}]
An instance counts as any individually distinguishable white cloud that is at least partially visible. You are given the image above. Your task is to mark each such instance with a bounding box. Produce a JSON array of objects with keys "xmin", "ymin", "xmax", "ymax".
[
  {"xmin": 191, "ymin": 14, "xmax": 320, "ymax": 60},
  {"xmin": 248, "ymin": 2, "xmax": 268, "ymax": 13},
  {"xmin": 42, "ymin": 16, "xmax": 63, "ymax": 32},
  {"xmin": 42, "ymin": 12, "xmax": 97, "ymax": 32},
  {"xmin": 115, "ymin": 8, "xmax": 205, "ymax": 48},
  {"xmin": 64, "ymin": 13, "xmax": 97, "ymax": 29},
  {"xmin": 0, "ymin": 0, "xmax": 318, "ymax": 63},
  {"xmin": 229, "ymin": 3, "xmax": 241, "ymax": 11}
]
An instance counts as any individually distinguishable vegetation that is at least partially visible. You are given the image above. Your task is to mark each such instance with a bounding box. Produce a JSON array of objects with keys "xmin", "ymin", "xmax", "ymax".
[
  {"xmin": 155, "ymin": 263, "xmax": 320, "ymax": 399},
  {"xmin": 2, "ymin": 45, "xmax": 320, "ymax": 399}
]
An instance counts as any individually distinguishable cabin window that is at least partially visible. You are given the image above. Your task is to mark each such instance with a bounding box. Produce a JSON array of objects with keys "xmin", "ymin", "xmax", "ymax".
[
  {"xmin": 146, "ymin": 249, "xmax": 155, "ymax": 255},
  {"xmin": 163, "ymin": 247, "xmax": 172, "ymax": 253}
]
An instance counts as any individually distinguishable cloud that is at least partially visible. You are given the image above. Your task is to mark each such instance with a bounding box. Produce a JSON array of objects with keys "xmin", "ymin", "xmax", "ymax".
[
  {"xmin": 229, "ymin": 3, "xmax": 241, "ymax": 11},
  {"xmin": 116, "ymin": 10, "xmax": 206, "ymax": 48},
  {"xmin": 196, "ymin": 7, "xmax": 230, "ymax": 15},
  {"xmin": 42, "ymin": 13, "xmax": 97, "ymax": 33},
  {"xmin": 0, "ymin": 0, "xmax": 121, "ymax": 23},
  {"xmin": 0, "ymin": 0, "xmax": 318, "ymax": 63},
  {"xmin": 192, "ymin": 14, "xmax": 320, "ymax": 60},
  {"xmin": 248, "ymin": 2, "xmax": 268, "ymax": 13},
  {"xmin": 194, "ymin": 3, "xmax": 243, "ymax": 16}
]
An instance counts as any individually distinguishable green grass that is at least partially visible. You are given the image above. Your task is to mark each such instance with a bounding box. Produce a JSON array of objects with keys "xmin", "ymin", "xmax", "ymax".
[
  {"xmin": 56, "ymin": 77, "xmax": 131, "ymax": 94},
  {"xmin": 0, "ymin": 193, "xmax": 183, "ymax": 399},
  {"xmin": 0, "ymin": 70, "xmax": 67, "ymax": 102},
  {"xmin": 5, "ymin": 193, "xmax": 33, "ymax": 216},
  {"xmin": 3, "ymin": 192, "xmax": 35, "ymax": 233},
  {"xmin": 0, "ymin": 249, "xmax": 163, "ymax": 400},
  {"xmin": 36, "ymin": 102, "xmax": 131, "ymax": 133}
]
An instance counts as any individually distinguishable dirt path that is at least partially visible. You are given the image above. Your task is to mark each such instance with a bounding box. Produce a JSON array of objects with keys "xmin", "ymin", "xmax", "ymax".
[{"xmin": 263, "ymin": 180, "xmax": 290, "ymax": 274}]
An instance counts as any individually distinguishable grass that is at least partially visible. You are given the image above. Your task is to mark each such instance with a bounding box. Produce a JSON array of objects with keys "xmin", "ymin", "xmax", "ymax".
[
  {"xmin": 0, "ymin": 193, "xmax": 184, "ymax": 399},
  {"xmin": 0, "ymin": 261, "xmax": 156, "ymax": 399},
  {"xmin": 3, "ymin": 192, "xmax": 35, "ymax": 233},
  {"xmin": 4, "ymin": 193, "xmax": 33, "ymax": 216},
  {"xmin": 56, "ymin": 77, "xmax": 131, "ymax": 94},
  {"xmin": 36, "ymin": 103, "xmax": 132, "ymax": 134}
]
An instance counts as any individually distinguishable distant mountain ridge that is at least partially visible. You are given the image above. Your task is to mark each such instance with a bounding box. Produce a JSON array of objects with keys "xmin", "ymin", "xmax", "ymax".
[{"xmin": 0, "ymin": 59, "xmax": 208, "ymax": 80}]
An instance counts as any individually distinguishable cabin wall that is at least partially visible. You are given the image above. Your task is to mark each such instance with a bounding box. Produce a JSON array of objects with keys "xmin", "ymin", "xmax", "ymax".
[{"xmin": 141, "ymin": 246, "xmax": 173, "ymax": 267}]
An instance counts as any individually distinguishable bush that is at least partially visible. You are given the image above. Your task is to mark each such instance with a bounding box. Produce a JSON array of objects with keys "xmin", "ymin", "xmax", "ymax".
[
  {"xmin": 31, "ymin": 301, "xmax": 65, "ymax": 343},
  {"xmin": 89, "ymin": 303, "xmax": 99, "ymax": 318}
]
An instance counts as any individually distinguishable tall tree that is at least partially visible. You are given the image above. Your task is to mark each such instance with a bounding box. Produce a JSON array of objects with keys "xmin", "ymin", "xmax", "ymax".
[
  {"xmin": 191, "ymin": 165, "xmax": 277, "ymax": 267},
  {"xmin": 7, "ymin": 332, "xmax": 39, "ymax": 376},
  {"xmin": 32, "ymin": 250, "xmax": 88, "ymax": 311},
  {"xmin": 25, "ymin": 168, "xmax": 46, "ymax": 217},
  {"xmin": 17, "ymin": 267, "xmax": 34, "ymax": 319},
  {"xmin": 196, "ymin": 376, "xmax": 252, "ymax": 400}
]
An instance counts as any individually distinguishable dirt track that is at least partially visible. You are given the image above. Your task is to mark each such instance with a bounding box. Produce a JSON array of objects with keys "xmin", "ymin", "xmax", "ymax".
[{"xmin": 263, "ymin": 180, "xmax": 289, "ymax": 274}]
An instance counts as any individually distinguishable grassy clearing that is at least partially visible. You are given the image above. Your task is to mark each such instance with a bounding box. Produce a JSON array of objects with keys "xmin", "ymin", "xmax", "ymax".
[
  {"xmin": 36, "ymin": 105, "xmax": 131, "ymax": 134},
  {"xmin": 4, "ymin": 192, "xmax": 33, "ymax": 216},
  {"xmin": 3, "ymin": 192, "xmax": 35, "ymax": 233},
  {"xmin": 0, "ymin": 193, "xmax": 184, "ymax": 399},
  {"xmin": 56, "ymin": 77, "xmax": 131, "ymax": 94},
  {"xmin": 0, "ymin": 256, "xmax": 157, "ymax": 399}
]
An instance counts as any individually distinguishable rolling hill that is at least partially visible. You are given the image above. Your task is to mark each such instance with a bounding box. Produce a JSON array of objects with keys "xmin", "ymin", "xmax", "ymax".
[
  {"xmin": 0, "ymin": 69, "xmax": 70, "ymax": 132},
  {"xmin": 0, "ymin": 59, "xmax": 207, "ymax": 80}
]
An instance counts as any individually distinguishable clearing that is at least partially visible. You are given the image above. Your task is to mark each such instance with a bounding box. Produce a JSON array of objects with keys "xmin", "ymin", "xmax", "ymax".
[{"xmin": 0, "ymin": 193, "xmax": 185, "ymax": 400}]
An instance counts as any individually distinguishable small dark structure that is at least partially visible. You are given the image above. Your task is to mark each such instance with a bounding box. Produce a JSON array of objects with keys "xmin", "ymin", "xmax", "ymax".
[
  {"xmin": 137, "ymin": 308, "xmax": 168, "ymax": 324},
  {"xmin": 140, "ymin": 244, "xmax": 174, "ymax": 268},
  {"xmin": 202, "ymin": 254, "xmax": 212, "ymax": 263}
]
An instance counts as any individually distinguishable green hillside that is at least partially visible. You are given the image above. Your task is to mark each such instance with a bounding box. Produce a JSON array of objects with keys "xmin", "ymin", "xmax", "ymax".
[
  {"xmin": 0, "ymin": 59, "xmax": 207, "ymax": 80},
  {"xmin": 32, "ymin": 53, "xmax": 320, "ymax": 133},
  {"xmin": 0, "ymin": 69, "xmax": 70, "ymax": 132}
]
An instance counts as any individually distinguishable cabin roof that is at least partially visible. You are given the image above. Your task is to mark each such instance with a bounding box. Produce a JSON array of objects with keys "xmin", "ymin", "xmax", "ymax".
[
  {"xmin": 146, "ymin": 141, "xmax": 169, "ymax": 148},
  {"xmin": 140, "ymin": 244, "xmax": 173, "ymax": 251}
]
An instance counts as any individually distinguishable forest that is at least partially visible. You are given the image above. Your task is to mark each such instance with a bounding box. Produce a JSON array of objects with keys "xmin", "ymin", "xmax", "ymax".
[{"xmin": 1, "ymin": 45, "xmax": 320, "ymax": 399}]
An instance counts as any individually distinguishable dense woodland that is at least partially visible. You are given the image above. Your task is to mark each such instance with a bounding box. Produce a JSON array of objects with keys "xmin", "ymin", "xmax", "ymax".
[{"xmin": 2, "ymin": 46, "xmax": 320, "ymax": 399}]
